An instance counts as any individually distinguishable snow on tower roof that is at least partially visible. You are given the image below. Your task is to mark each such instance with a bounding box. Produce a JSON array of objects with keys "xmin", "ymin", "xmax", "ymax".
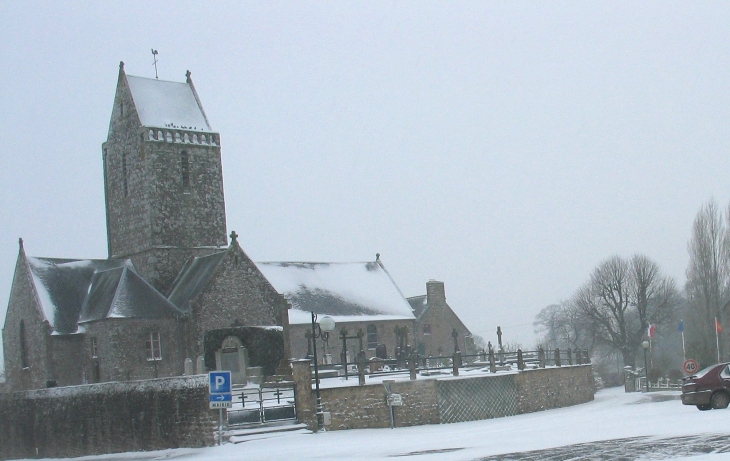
[
  {"xmin": 255, "ymin": 261, "xmax": 416, "ymax": 325},
  {"xmin": 126, "ymin": 75, "xmax": 213, "ymax": 132}
]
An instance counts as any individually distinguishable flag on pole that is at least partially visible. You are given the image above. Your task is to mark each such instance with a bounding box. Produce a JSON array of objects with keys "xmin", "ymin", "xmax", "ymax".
[
  {"xmin": 648, "ymin": 324, "xmax": 656, "ymax": 338},
  {"xmin": 716, "ymin": 318, "xmax": 723, "ymax": 334},
  {"xmin": 678, "ymin": 320, "xmax": 684, "ymax": 333}
]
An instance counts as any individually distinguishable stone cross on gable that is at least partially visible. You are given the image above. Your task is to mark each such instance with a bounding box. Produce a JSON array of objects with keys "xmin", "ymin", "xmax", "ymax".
[{"xmin": 230, "ymin": 231, "xmax": 238, "ymax": 244}]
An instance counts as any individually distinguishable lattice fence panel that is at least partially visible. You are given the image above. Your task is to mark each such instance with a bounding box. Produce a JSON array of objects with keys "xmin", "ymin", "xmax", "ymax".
[{"xmin": 437, "ymin": 375, "xmax": 518, "ymax": 424}]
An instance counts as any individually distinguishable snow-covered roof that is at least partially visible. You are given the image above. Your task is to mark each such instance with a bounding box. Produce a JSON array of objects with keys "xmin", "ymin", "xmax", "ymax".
[
  {"xmin": 407, "ymin": 295, "xmax": 428, "ymax": 319},
  {"xmin": 27, "ymin": 257, "xmax": 180, "ymax": 334},
  {"xmin": 255, "ymin": 261, "xmax": 416, "ymax": 325},
  {"xmin": 126, "ymin": 75, "xmax": 213, "ymax": 132},
  {"xmin": 168, "ymin": 251, "xmax": 228, "ymax": 313}
]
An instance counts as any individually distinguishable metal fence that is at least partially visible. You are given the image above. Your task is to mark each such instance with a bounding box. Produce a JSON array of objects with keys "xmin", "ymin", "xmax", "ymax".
[
  {"xmin": 313, "ymin": 347, "xmax": 591, "ymax": 381},
  {"xmin": 227, "ymin": 385, "xmax": 296, "ymax": 426}
]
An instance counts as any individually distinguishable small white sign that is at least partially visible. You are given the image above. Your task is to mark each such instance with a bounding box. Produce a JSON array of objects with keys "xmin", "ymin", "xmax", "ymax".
[
  {"xmin": 387, "ymin": 394, "xmax": 403, "ymax": 406},
  {"xmin": 210, "ymin": 401, "xmax": 232, "ymax": 409}
]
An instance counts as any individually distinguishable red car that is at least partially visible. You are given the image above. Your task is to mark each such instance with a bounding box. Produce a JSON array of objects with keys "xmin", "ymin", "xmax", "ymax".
[{"xmin": 681, "ymin": 362, "xmax": 730, "ymax": 410}]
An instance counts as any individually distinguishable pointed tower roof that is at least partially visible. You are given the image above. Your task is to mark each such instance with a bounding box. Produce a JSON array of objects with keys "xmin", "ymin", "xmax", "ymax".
[{"xmin": 124, "ymin": 70, "xmax": 213, "ymax": 132}]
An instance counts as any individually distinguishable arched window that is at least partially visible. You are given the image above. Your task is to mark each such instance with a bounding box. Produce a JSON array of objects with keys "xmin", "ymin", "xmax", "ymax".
[
  {"xmin": 180, "ymin": 150, "xmax": 190, "ymax": 190},
  {"xmin": 19, "ymin": 320, "xmax": 29, "ymax": 368},
  {"xmin": 367, "ymin": 324, "xmax": 378, "ymax": 350}
]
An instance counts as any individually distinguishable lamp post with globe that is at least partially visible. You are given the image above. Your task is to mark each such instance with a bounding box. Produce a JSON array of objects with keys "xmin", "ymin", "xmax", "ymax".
[{"xmin": 310, "ymin": 312, "xmax": 336, "ymax": 432}]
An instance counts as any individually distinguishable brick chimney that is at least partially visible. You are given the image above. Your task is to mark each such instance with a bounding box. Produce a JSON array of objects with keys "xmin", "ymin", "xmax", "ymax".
[{"xmin": 426, "ymin": 280, "xmax": 446, "ymax": 307}]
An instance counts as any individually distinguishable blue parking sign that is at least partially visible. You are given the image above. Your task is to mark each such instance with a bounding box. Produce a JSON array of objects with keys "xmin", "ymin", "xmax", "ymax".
[{"xmin": 208, "ymin": 371, "xmax": 232, "ymax": 394}]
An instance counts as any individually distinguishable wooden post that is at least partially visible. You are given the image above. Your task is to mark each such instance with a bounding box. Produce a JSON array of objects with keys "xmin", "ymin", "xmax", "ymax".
[
  {"xmin": 538, "ymin": 347, "xmax": 546, "ymax": 368},
  {"xmin": 453, "ymin": 351, "xmax": 461, "ymax": 376},
  {"xmin": 488, "ymin": 347, "xmax": 496, "ymax": 373},
  {"xmin": 554, "ymin": 348, "xmax": 561, "ymax": 367},
  {"xmin": 567, "ymin": 348, "xmax": 573, "ymax": 365},
  {"xmin": 517, "ymin": 349, "xmax": 524, "ymax": 370}
]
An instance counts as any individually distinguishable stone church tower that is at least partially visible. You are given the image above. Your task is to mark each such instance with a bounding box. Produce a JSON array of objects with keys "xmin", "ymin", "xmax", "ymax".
[{"xmin": 102, "ymin": 62, "xmax": 227, "ymax": 294}]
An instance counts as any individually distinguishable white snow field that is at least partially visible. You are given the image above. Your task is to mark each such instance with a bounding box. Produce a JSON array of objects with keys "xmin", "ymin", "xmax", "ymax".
[{"xmin": 26, "ymin": 387, "xmax": 730, "ymax": 461}]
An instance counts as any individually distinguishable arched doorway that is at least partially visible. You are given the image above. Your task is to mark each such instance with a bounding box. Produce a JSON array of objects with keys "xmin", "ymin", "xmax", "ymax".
[{"xmin": 215, "ymin": 335, "xmax": 248, "ymax": 384}]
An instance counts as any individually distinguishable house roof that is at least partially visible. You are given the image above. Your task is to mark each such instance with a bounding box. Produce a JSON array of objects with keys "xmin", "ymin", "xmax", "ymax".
[
  {"xmin": 168, "ymin": 250, "xmax": 227, "ymax": 314},
  {"xmin": 79, "ymin": 266, "xmax": 183, "ymax": 324},
  {"xmin": 27, "ymin": 257, "xmax": 180, "ymax": 335},
  {"xmin": 255, "ymin": 261, "xmax": 416, "ymax": 325},
  {"xmin": 126, "ymin": 75, "xmax": 213, "ymax": 132},
  {"xmin": 407, "ymin": 295, "xmax": 429, "ymax": 319}
]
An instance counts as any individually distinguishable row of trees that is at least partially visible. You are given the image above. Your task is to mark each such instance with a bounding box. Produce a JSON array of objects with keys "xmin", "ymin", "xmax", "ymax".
[{"xmin": 535, "ymin": 198, "xmax": 730, "ymax": 373}]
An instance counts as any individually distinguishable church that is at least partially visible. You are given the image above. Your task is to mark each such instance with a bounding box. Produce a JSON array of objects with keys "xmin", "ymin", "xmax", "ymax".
[{"xmin": 2, "ymin": 63, "xmax": 472, "ymax": 392}]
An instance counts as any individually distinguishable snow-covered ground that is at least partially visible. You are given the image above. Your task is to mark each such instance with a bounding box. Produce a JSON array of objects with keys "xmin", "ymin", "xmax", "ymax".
[{"xmin": 26, "ymin": 387, "xmax": 730, "ymax": 461}]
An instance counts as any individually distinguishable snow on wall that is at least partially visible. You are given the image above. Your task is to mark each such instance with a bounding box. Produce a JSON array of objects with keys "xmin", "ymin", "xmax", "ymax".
[{"xmin": 126, "ymin": 75, "xmax": 212, "ymax": 132}]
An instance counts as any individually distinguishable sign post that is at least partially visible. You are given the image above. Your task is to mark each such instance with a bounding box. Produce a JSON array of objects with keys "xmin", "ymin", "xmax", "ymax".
[{"xmin": 209, "ymin": 371, "xmax": 232, "ymax": 445}]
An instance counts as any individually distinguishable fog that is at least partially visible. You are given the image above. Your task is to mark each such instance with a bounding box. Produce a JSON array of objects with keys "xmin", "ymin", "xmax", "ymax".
[{"xmin": 3, "ymin": 2, "xmax": 730, "ymax": 365}]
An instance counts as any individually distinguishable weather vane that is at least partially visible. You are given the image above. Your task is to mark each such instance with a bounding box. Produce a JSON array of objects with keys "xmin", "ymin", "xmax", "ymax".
[{"xmin": 151, "ymin": 49, "xmax": 159, "ymax": 79}]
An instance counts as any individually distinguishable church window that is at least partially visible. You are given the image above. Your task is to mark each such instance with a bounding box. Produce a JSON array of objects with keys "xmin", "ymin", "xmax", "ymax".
[
  {"xmin": 422, "ymin": 324, "xmax": 431, "ymax": 335},
  {"xmin": 20, "ymin": 320, "xmax": 29, "ymax": 368},
  {"xmin": 145, "ymin": 331, "xmax": 162, "ymax": 361},
  {"xmin": 90, "ymin": 337, "xmax": 98, "ymax": 358},
  {"xmin": 181, "ymin": 150, "xmax": 190, "ymax": 190},
  {"xmin": 122, "ymin": 151, "xmax": 128, "ymax": 197},
  {"xmin": 367, "ymin": 324, "xmax": 378, "ymax": 349}
]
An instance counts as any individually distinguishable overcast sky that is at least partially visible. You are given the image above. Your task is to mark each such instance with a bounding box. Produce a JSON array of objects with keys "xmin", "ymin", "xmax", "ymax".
[{"xmin": 2, "ymin": 2, "xmax": 730, "ymax": 365}]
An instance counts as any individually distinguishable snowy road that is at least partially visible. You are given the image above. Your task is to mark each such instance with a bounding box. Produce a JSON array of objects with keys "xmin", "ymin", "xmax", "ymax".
[{"xmin": 27, "ymin": 387, "xmax": 730, "ymax": 461}]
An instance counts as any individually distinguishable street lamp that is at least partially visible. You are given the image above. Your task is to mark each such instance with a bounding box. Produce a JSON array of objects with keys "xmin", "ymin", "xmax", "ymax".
[
  {"xmin": 642, "ymin": 340, "xmax": 650, "ymax": 393},
  {"xmin": 310, "ymin": 312, "xmax": 335, "ymax": 432}
]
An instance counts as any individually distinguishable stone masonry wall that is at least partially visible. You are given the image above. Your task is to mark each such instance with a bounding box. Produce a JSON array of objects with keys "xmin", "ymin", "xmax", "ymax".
[
  {"xmin": 104, "ymin": 68, "xmax": 227, "ymax": 294},
  {"xmin": 514, "ymin": 364, "xmax": 594, "ymax": 414},
  {"xmin": 294, "ymin": 364, "xmax": 594, "ymax": 431},
  {"xmin": 0, "ymin": 375, "xmax": 216, "ymax": 460},
  {"xmin": 189, "ymin": 245, "xmax": 283, "ymax": 363},
  {"xmin": 2, "ymin": 252, "xmax": 51, "ymax": 392}
]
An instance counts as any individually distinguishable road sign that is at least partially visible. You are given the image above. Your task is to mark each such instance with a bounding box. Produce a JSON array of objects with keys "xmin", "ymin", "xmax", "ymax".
[
  {"xmin": 209, "ymin": 371, "xmax": 232, "ymax": 394},
  {"xmin": 387, "ymin": 393, "xmax": 403, "ymax": 406},
  {"xmin": 683, "ymin": 359, "xmax": 699, "ymax": 375},
  {"xmin": 209, "ymin": 393, "xmax": 232, "ymax": 409}
]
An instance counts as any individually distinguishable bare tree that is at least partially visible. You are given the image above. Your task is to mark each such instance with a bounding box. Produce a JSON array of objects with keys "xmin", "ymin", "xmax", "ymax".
[
  {"xmin": 571, "ymin": 255, "xmax": 679, "ymax": 367},
  {"xmin": 534, "ymin": 301, "xmax": 595, "ymax": 351},
  {"xmin": 685, "ymin": 199, "xmax": 730, "ymax": 364}
]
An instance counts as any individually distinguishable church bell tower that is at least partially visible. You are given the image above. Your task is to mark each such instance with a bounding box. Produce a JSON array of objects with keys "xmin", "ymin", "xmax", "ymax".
[{"xmin": 102, "ymin": 62, "xmax": 227, "ymax": 293}]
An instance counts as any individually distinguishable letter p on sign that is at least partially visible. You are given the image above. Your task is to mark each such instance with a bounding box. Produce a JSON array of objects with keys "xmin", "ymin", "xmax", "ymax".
[{"xmin": 208, "ymin": 371, "xmax": 231, "ymax": 394}]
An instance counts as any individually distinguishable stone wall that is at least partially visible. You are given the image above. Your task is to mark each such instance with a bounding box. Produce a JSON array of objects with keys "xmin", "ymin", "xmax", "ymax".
[
  {"xmin": 2, "ymin": 252, "xmax": 51, "ymax": 392},
  {"xmin": 322, "ymin": 378, "xmax": 441, "ymax": 430},
  {"xmin": 0, "ymin": 375, "xmax": 216, "ymax": 460},
  {"xmin": 514, "ymin": 365, "xmax": 594, "ymax": 414},
  {"xmin": 104, "ymin": 67, "xmax": 227, "ymax": 294},
  {"xmin": 414, "ymin": 280, "xmax": 472, "ymax": 358},
  {"xmin": 293, "ymin": 363, "xmax": 594, "ymax": 431}
]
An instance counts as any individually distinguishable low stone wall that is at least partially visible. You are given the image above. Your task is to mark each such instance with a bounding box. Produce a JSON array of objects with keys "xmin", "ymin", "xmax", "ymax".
[
  {"xmin": 515, "ymin": 365, "xmax": 595, "ymax": 414},
  {"xmin": 293, "ymin": 362, "xmax": 594, "ymax": 431},
  {"xmin": 0, "ymin": 375, "xmax": 216, "ymax": 460},
  {"xmin": 323, "ymin": 378, "xmax": 440, "ymax": 430}
]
